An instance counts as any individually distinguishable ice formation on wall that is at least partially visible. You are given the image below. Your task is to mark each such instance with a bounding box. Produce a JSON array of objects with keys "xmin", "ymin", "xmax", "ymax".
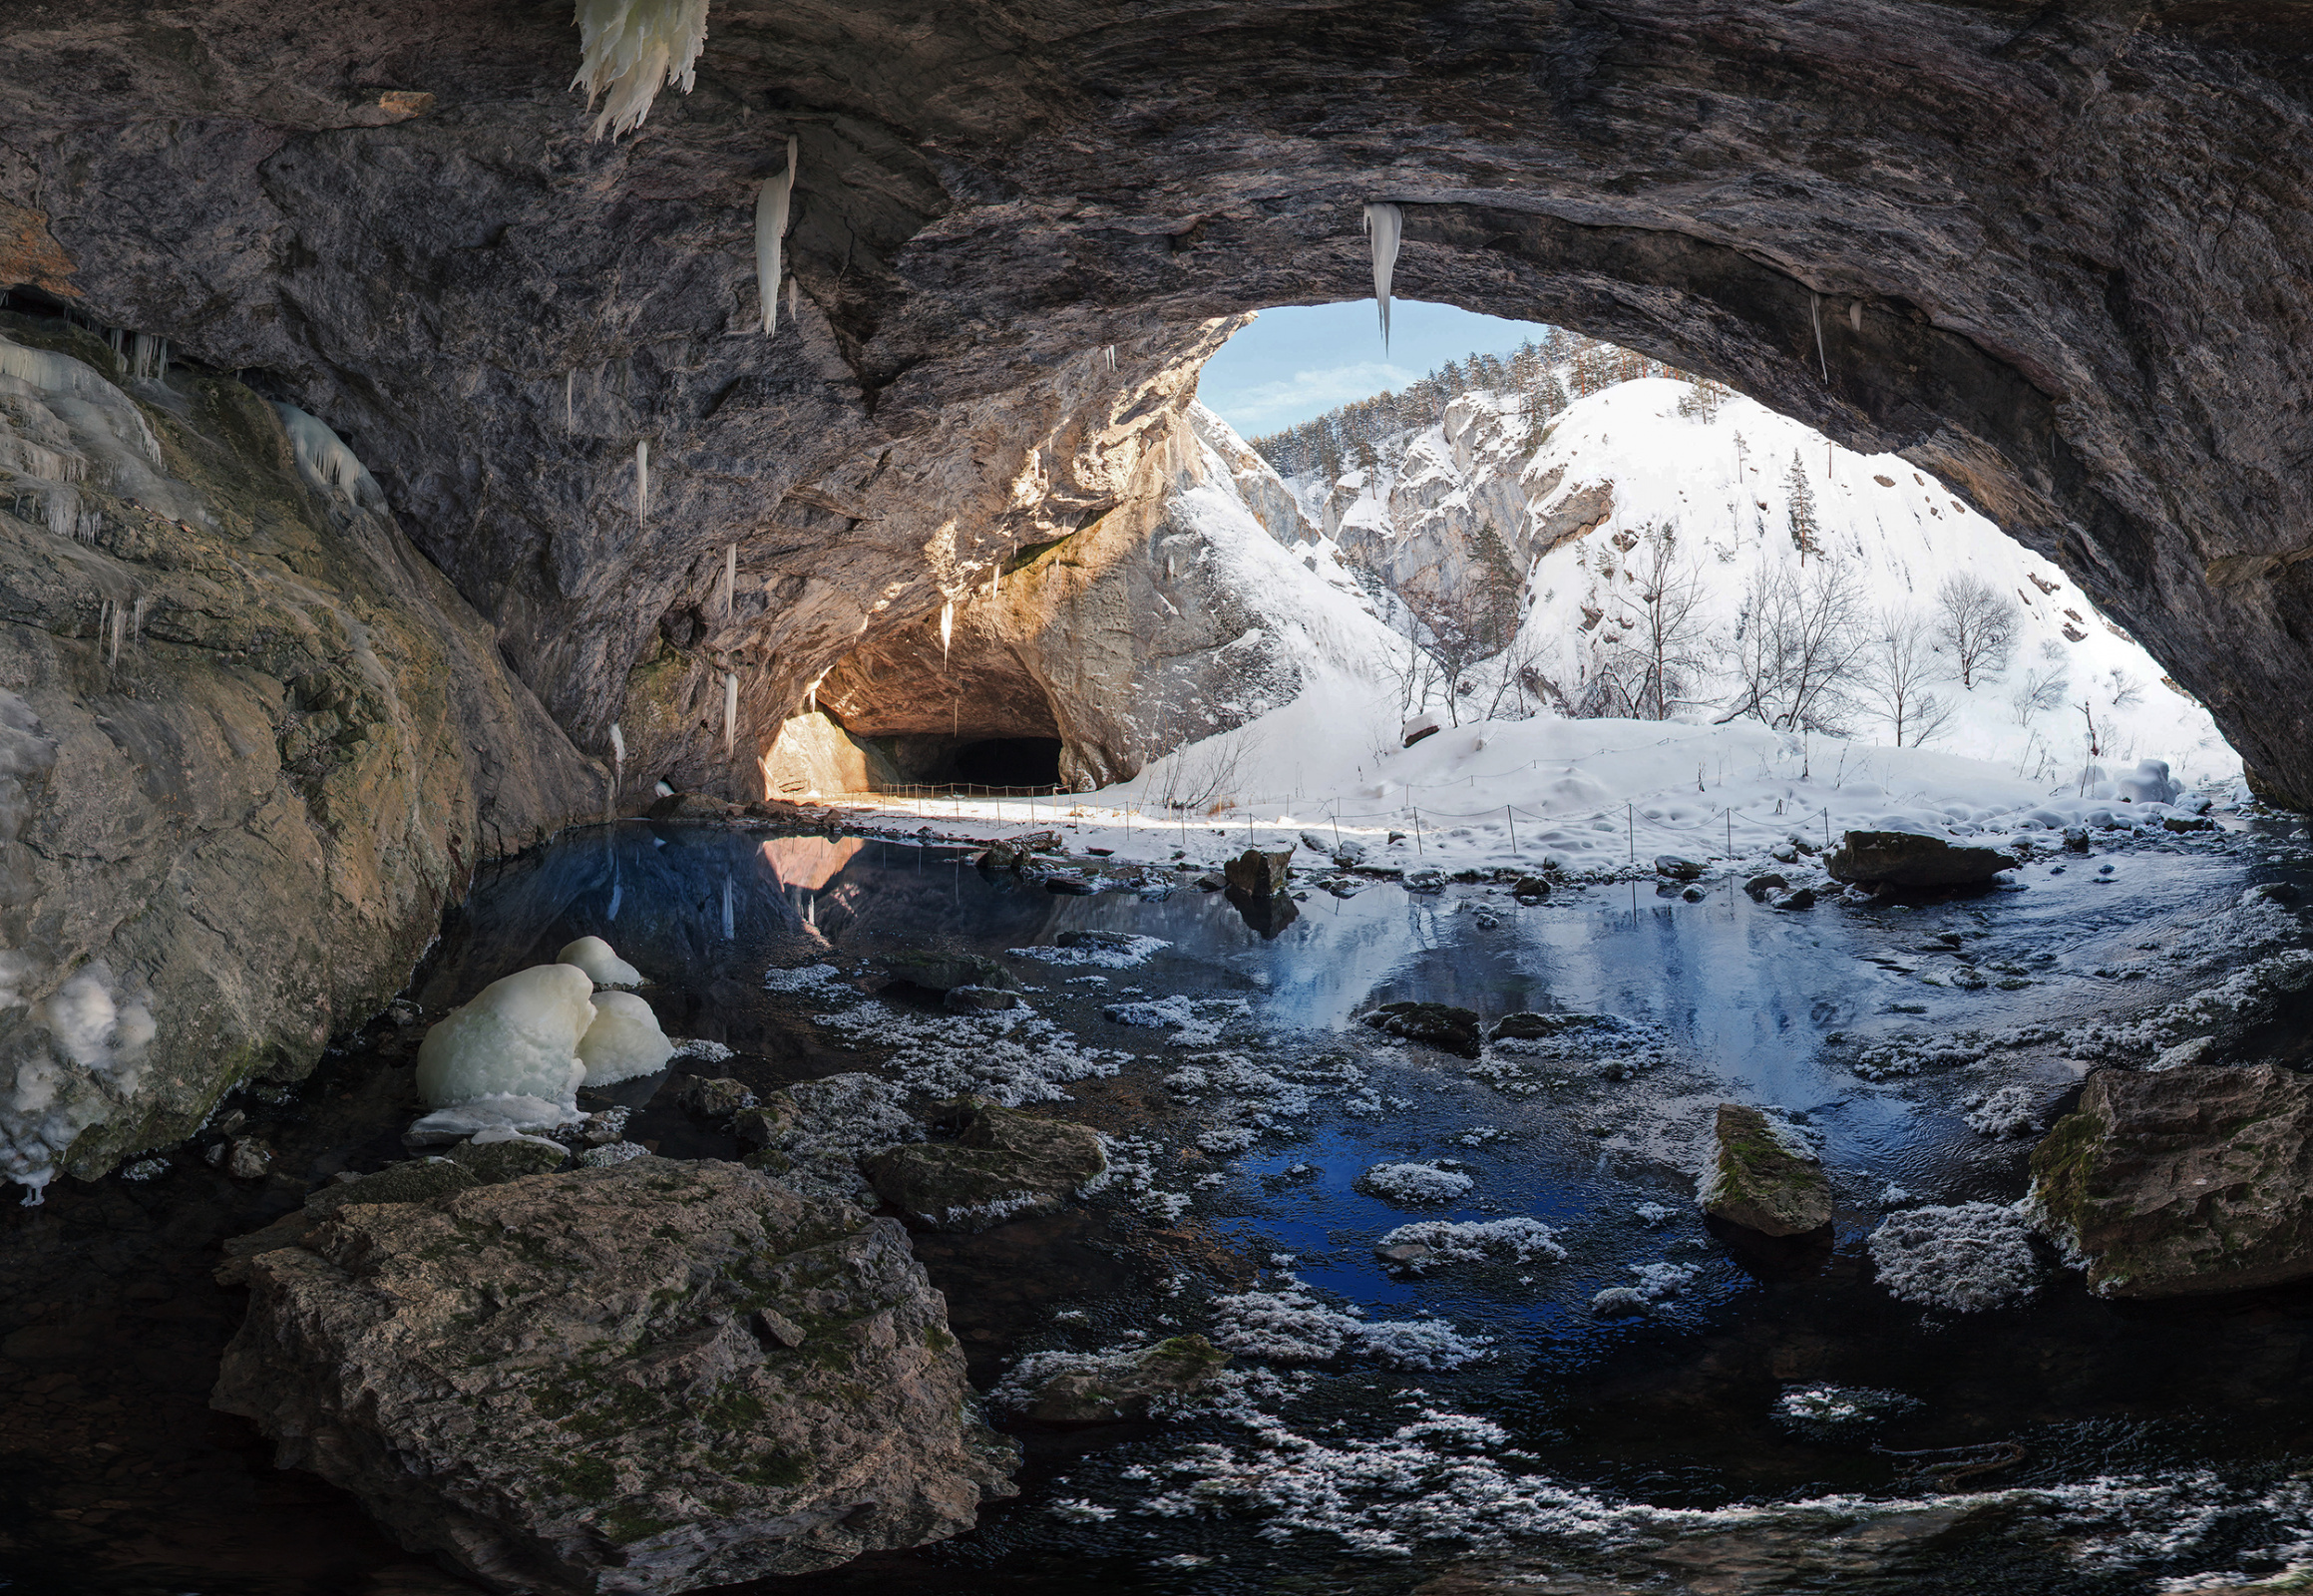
[
  {"xmin": 1363, "ymin": 201, "xmax": 1403, "ymax": 348},
  {"xmin": 272, "ymin": 404, "xmax": 386, "ymax": 511},
  {"xmin": 571, "ymin": 0, "xmax": 710, "ymax": 142},
  {"xmin": 128, "ymin": 331, "xmax": 168, "ymax": 383},
  {"xmin": 608, "ymin": 721, "xmax": 625, "ymax": 777},
  {"xmin": 578, "ymin": 992, "xmax": 672, "ymax": 1084},
  {"xmin": 559, "ymin": 935, "xmax": 642, "ymax": 987},
  {"xmin": 412, "ymin": 964, "xmax": 595, "ymax": 1110},
  {"xmin": 634, "ymin": 438, "xmax": 649, "ymax": 526},
  {"xmin": 0, "ymin": 959, "xmax": 155, "ymax": 1203},
  {"xmin": 754, "ymin": 135, "xmax": 799, "ymax": 334}
]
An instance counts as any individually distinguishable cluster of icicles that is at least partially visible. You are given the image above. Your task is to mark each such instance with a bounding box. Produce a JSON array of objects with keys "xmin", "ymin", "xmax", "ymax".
[{"xmin": 405, "ymin": 936, "xmax": 671, "ymax": 1142}]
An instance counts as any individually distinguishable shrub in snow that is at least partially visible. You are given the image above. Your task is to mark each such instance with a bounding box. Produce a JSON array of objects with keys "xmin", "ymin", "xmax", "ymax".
[
  {"xmin": 1357, "ymin": 1160, "xmax": 1474, "ymax": 1204},
  {"xmin": 413, "ymin": 965, "xmax": 594, "ymax": 1109},
  {"xmin": 559, "ymin": 935, "xmax": 641, "ymax": 987},
  {"xmin": 576, "ymin": 991, "xmax": 672, "ymax": 1085},
  {"xmin": 1868, "ymin": 1200, "xmax": 2040, "ymax": 1312}
]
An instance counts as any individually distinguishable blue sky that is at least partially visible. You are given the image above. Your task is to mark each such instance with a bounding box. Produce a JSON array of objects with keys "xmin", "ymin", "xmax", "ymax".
[{"xmin": 1195, "ymin": 299, "xmax": 1550, "ymax": 438}]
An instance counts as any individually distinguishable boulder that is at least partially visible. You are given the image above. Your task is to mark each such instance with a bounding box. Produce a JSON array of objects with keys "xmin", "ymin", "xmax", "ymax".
[
  {"xmin": 1826, "ymin": 830, "xmax": 2015, "ymax": 888},
  {"xmin": 673, "ymin": 1075, "xmax": 757, "ymax": 1118},
  {"xmin": 1510, "ymin": 875, "xmax": 1551, "ymax": 902},
  {"xmin": 1697, "ymin": 1104, "xmax": 1832, "ymax": 1237},
  {"xmin": 861, "ymin": 1098, "xmax": 1106, "ymax": 1232},
  {"xmin": 879, "ymin": 951, "xmax": 1019, "ymax": 994},
  {"xmin": 1774, "ymin": 887, "xmax": 1818, "ymax": 911},
  {"xmin": 943, "ymin": 985, "xmax": 1021, "ymax": 1013},
  {"xmin": 212, "ymin": 1158, "xmax": 1014, "ymax": 1593},
  {"xmin": 1056, "ymin": 930, "xmax": 1139, "ymax": 951},
  {"xmin": 1743, "ymin": 873, "xmax": 1788, "ymax": 900},
  {"xmin": 1655, "ymin": 855, "xmax": 1706, "ymax": 881},
  {"xmin": 1223, "ymin": 847, "xmax": 1294, "ymax": 897},
  {"xmin": 645, "ymin": 791, "xmax": 735, "ymax": 821},
  {"xmin": 446, "ymin": 1132, "xmax": 570, "ymax": 1182},
  {"xmin": 1013, "ymin": 1336, "xmax": 1232, "ymax": 1423},
  {"xmin": 2028, "ymin": 1064, "xmax": 2313, "ymax": 1297},
  {"xmin": 1361, "ymin": 1001, "xmax": 1483, "ymax": 1058}
]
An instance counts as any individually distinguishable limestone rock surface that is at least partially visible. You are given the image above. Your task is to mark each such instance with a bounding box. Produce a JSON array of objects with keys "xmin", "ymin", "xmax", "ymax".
[
  {"xmin": 1825, "ymin": 832, "xmax": 2015, "ymax": 889},
  {"xmin": 2029, "ymin": 1064, "xmax": 2313, "ymax": 1299},
  {"xmin": 211, "ymin": 1157, "xmax": 1015, "ymax": 1594},
  {"xmin": 1699, "ymin": 1104, "xmax": 1832, "ymax": 1238},
  {"xmin": 861, "ymin": 1098, "xmax": 1105, "ymax": 1232}
]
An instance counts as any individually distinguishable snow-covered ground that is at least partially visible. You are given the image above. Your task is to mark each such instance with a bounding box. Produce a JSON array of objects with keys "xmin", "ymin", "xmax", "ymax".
[{"xmin": 831, "ymin": 377, "xmax": 2243, "ymax": 880}]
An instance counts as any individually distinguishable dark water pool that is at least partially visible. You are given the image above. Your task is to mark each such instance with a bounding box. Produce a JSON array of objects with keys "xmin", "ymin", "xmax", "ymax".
[{"xmin": 9, "ymin": 818, "xmax": 2313, "ymax": 1595}]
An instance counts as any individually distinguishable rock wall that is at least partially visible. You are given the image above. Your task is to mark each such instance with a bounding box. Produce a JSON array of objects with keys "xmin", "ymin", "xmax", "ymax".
[
  {"xmin": 6, "ymin": 3, "xmax": 2311, "ymax": 801},
  {"xmin": 0, "ymin": 315, "xmax": 598, "ymax": 1194}
]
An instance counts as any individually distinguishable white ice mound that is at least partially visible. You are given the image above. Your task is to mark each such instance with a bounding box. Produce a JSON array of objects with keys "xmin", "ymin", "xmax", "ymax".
[
  {"xmin": 406, "ymin": 1094, "xmax": 585, "ymax": 1146},
  {"xmin": 559, "ymin": 935, "xmax": 643, "ymax": 987},
  {"xmin": 413, "ymin": 964, "xmax": 596, "ymax": 1109},
  {"xmin": 578, "ymin": 991, "xmax": 673, "ymax": 1086}
]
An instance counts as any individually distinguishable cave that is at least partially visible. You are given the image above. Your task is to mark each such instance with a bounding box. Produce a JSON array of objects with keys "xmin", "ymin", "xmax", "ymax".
[{"xmin": 2, "ymin": 4, "xmax": 2309, "ymax": 1591}]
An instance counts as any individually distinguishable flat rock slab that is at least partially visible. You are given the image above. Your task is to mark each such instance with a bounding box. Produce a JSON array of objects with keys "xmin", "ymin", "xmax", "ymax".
[
  {"xmin": 1361, "ymin": 1001, "xmax": 1483, "ymax": 1058},
  {"xmin": 1825, "ymin": 830, "xmax": 2015, "ymax": 888},
  {"xmin": 1699, "ymin": 1104, "xmax": 1832, "ymax": 1237},
  {"xmin": 212, "ymin": 1157, "xmax": 1014, "ymax": 1594},
  {"xmin": 2030, "ymin": 1063, "xmax": 2313, "ymax": 1298},
  {"xmin": 862, "ymin": 1098, "xmax": 1105, "ymax": 1231}
]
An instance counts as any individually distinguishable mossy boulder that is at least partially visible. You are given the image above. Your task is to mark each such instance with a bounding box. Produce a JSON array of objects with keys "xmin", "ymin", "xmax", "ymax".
[
  {"xmin": 1698, "ymin": 1103, "xmax": 1832, "ymax": 1237},
  {"xmin": 2028, "ymin": 1063, "xmax": 2313, "ymax": 1298},
  {"xmin": 1361, "ymin": 1001, "xmax": 1483, "ymax": 1058},
  {"xmin": 1016, "ymin": 1336, "xmax": 1232, "ymax": 1423},
  {"xmin": 861, "ymin": 1098, "xmax": 1105, "ymax": 1231},
  {"xmin": 1825, "ymin": 830, "xmax": 2015, "ymax": 888}
]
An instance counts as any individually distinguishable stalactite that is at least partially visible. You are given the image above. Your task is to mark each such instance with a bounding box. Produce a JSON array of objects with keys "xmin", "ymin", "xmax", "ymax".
[
  {"xmin": 1363, "ymin": 201, "xmax": 1403, "ymax": 349},
  {"xmin": 787, "ymin": 276, "xmax": 798, "ymax": 322},
  {"xmin": 609, "ymin": 720, "xmax": 625, "ymax": 777},
  {"xmin": 566, "ymin": 369, "xmax": 575, "ymax": 432},
  {"xmin": 635, "ymin": 439, "xmax": 649, "ymax": 526},
  {"xmin": 754, "ymin": 134, "xmax": 799, "ymax": 335}
]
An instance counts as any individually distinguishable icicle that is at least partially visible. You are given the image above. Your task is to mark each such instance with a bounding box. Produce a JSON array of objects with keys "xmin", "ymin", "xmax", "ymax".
[
  {"xmin": 722, "ymin": 669, "xmax": 737, "ymax": 752},
  {"xmin": 1363, "ymin": 201, "xmax": 1403, "ymax": 349},
  {"xmin": 787, "ymin": 276, "xmax": 799, "ymax": 322},
  {"xmin": 609, "ymin": 720, "xmax": 625, "ymax": 773},
  {"xmin": 130, "ymin": 596, "xmax": 146, "ymax": 645},
  {"xmin": 721, "ymin": 873, "xmax": 734, "ymax": 939},
  {"xmin": 939, "ymin": 599, "xmax": 954, "ymax": 662},
  {"xmin": 635, "ymin": 438, "xmax": 649, "ymax": 526},
  {"xmin": 571, "ymin": 0, "xmax": 710, "ymax": 142},
  {"xmin": 1811, "ymin": 292, "xmax": 1828, "ymax": 382},
  {"xmin": 565, "ymin": 369, "xmax": 575, "ymax": 432},
  {"xmin": 754, "ymin": 135, "xmax": 799, "ymax": 335},
  {"xmin": 1104, "ymin": 345, "xmax": 1116, "ymax": 371},
  {"xmin": 106, "ymin": 598, "xmax": 123, "ymax": 667},
  {"xmin": 723, "ymin": 542, "xmax": 736, "ymax": 620}
]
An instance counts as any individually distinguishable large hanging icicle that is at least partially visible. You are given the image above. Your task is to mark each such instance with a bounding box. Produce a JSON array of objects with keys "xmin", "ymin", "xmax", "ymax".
[
  {"xmin": 754, "ymin": 135, "xmax": 800, "ymax": 335},
  {"xmin": 634, "ymin": 439, "xmax": 649, "ymax": 526},
  {"xmin": 571, "ymin": 0, "xmax": 710, "ymax": 142},
  {"xmin": 609, "ymin": 720, "xmax": 625, "ymax": 774},
  {"xmin": 273, "ymin": 403, "xmax": 387, "ymax": 510},
  {"xmin": 723, "ymin": 543, "xmax": 736, "ymax": 619},
  {"xmin": 1363, "ymin": 201, "xmax": 1403, "ymax": 349},
  {"xmin": 939, "ymin": 599, "xmax": 954, "ymax": 662},
  {"xmin": 722, "ymin": 669, "xmax": 737, "ymax": 752}
]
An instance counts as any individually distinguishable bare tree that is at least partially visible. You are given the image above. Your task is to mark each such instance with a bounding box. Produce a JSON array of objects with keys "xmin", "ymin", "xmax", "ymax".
[
  {"xmin": 1582, "ymin": 524, "xmax": 1713, "ymax": 720},
  {"xmin": 1717, "ymin": 560, "xmax": 1869, "ymax": 733},
  {"xmin": 1398, "ymin": 521, "xmax": 1523, "ymax": 725},
  {"xmin": 1857, "ymin": 608, "xmax": 1955, "ymax": 746},
  {"xmin": 2009, "ymin": 664, "xmax": 2069, "ymax": 725},
  {"xmin": 1934, "ymin": 573, "xmax": 2019, "ymax": 688}
]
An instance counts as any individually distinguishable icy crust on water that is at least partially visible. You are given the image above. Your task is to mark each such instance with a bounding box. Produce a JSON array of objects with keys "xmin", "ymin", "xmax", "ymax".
[
  {"xmin": 761, "ymin": 962, "xmax": 850, "ymax": 994},
  {"xmin": 1010, "ymin": 935, "xmax": 1170, "ymax": 970},
  {"xmin": 1374, "ymin": 1218, "xmax": 1567, "ymax": 1272},
  {"xmin": 1208, "ymin": 1285, "xmax": 1492, "ymax": 1371},
  {"xmin": 1467, "ymin": 1013, "xmax": 1670, "ymax": 1093},
  {"xmin": 1103, "ymin": 994, "xmax": 1253, "ymax": 1046},
  {"xmin": 812, "ymin": 999, "xmax": 1128, "ymax": 1106},
  {"xmin": 1357, "ymin": 1160, "xmax": 1476, "ymax": 1204},
  {"xmin": 2065, "ymin": 948, "xmax": 2313, "ymax": 1063},
  {"xmin": 1869, "ymin": 1200, "xmax": 2042, "ymax": 1312}
]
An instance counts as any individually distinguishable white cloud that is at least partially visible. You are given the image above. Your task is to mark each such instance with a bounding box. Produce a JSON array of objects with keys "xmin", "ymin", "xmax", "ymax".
[{"xmin": 1199, "ymin": 359, "xmax": 1421, "ymax": 436}]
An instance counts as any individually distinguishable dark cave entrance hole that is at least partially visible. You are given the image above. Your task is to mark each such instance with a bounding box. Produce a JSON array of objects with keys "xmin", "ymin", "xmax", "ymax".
[{"xmin": 949, "ymin": 738, "xmax": 1062, "ymax": 790}]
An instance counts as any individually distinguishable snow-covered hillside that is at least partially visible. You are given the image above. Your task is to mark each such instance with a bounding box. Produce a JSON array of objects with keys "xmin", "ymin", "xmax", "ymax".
[{"xmin": 1267, "ymin": 375, "xmax": 2234, "ymax": 789}]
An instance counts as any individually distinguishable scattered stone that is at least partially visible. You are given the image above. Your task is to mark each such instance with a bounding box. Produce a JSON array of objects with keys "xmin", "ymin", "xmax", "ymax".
[
  {"xmin": 730, "ymin": 1099, "xmax": 798, "ymax": 1150},
  {"xmin": 674, "ymin": 1075, "xmax": 757, "ymax": 1117},
  {"xmin": 944, "ymin": 985, "xmax": 1022, "ymax": 1012},
  {"xmin": 1655, "ymin": 855, "xmax": 1706, "ymax": 881},
  {"xmin": 1402, "ymin": 867, "xmax": 1446, "ymax": 891},
  {"xmin": 2029, "ymin": 1063, "xmax": 2313, "ymax": 1297},
  {"xmin": 1510, "ymin": 875, "xmax": 1550, "ymax": 902},
  {"xmin": 1473, "ymin": 910, "xmax": 1503, "ymax": 929},
  {"xmin": 1825, "ymin": 830, "xmax": 2017, "ymax": 888},
  {"xmin": 1698, "ymin": 1104, "xmax": 1832, "ymax": 1237},
  {"xmin": 1589, "ymin": 1286, "xmax": 1650, "ymax": 1317},
  {"xmin": 1774, "ymin": 887, "xmax": 1818, "ymax": 911},
  {"xmin": 861, "ymin": 1098, "xmax": 1106, "ymax": 1232},
  {"xmin": 223, "ymin": 1135, "xmax": 273, "ymax": 1180},
  {"xmin": 2164, "ymin": 814, "xmax": 2216, "ymax": 832},
  {"xmin": 211, "ymin": 1159, "xmax": 1015, "ymax": 1590},
  {"xmin": 1681, "ymin": 885, "xmax": 1707, "ymax": 903},
  {"xmin": 2063, "ymin": 826, "xmax": 2093, "ymax": 852},
  {"xmin": 1014, "ymin": 1336, "xmax": 1231, "ymax": 1423},
  {"xmin": 1743, "ymin": 872, "xmax": 1788, "ymax": 899},
  {"xmin": 446, "ymin": 1132, "xmax": 569, "ymax": 1182},
  {"xmin": 977, "ymin": 842, "xmax": 1024, "ymax": 871},
  {"xmin": 1360, "ymin": 1001, "xmax": 1483, "ymax": 1058},
  {"xmin": 880, "ymin": 951, "xmax": 1020, "ymax": 994}
]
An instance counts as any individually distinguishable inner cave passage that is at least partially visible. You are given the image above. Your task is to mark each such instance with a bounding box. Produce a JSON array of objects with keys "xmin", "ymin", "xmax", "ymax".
[{"xmin": 905, "ymin": 737, "xmax": 1064, "ymax": 790}]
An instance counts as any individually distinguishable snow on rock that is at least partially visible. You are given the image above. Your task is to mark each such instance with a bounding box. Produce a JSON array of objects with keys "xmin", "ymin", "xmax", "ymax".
[
  {"xmin": 1357, "ymin": 1160, "xmax": 1476, "ymax": 1204},
  {"xmin": 1868, "ymin": 1200, "xmax": 2042, "ymax": 1312},
  {"xmin": 1373, "ymin": 1218, "xmax": 1567, "ymax": 1272},
  {"xmin": 1207, "ymin": 1285, "xmax": 1490, "ymax": 1371}
]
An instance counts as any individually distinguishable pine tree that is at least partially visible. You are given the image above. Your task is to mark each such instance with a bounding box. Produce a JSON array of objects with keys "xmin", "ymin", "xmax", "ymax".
[{"xmin": 1784, "ymin": 451, "xmax": 1823, "ymax": 565}]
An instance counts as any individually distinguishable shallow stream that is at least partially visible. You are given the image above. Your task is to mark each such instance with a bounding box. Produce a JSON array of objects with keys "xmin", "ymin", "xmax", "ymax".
[{"xmin": 10, "ymin": 816, "xmax": 2313, "ymax": 1594}]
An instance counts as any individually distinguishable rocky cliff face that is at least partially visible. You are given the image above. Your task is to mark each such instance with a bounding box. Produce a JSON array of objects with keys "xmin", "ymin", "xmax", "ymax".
[
  {"xmin": 3, "ymin": 1, "xmax": 2308, "ymax": 803},
  {"xmin": 0, "ymin": 314, "xmax": 597, "ymax": 1195}
]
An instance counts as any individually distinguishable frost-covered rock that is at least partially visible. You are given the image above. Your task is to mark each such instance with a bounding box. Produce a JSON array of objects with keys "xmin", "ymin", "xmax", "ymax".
[
  {"xmin": 2029, "ymin": 1063, "xmax": 2313, "ymax": 1298},
  {"xmin": 576, "ymin": 991, "xmax": 673, "ymax": 1086},
  {"xmin": 412, "ymin": 964, "xmax": 595, "ymax": 1110},
  {"xmin": 1357, "ymin": 1160, "xmax": 1475, "ymax": 1205},
  {"xmin": 1208, "ymin": 1286, "xmax": 1490, "ymax": 1370},
  {"xmin": 740, "ymin": 1072, "xmax": 923, "ymax": 1203},
  {"xmin": 559, "ymin": 935, "xmax": 643, "ymax": 987},
  {"xmin": 1373, "ymin": 1218, "xmax": 1564, "ymax": 1272},
  {"xmin": 860, "ymin": 1097, "xmax": 1106, "ymax": 1232},
  {"xmin": 1868, "ymin": 1201, "xmax": 2040, "ymax": 1312},
  {"xmin": 211, "ymin": 1158, "xmax": 1015, "ymax": 1591},
  {"xmin": 995, "ymin": 1335, "xmax": 1231, "ymax": 1423},
  {"xmin": 1697, "ymin": 1103, "xmax": 1831, "ymax": 1237}
]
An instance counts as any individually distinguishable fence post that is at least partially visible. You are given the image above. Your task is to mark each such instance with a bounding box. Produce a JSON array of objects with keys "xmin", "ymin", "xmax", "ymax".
[
  {"xmin": 1628, "ymin": 803, "xmax": 1635, "ymax": 864},
  {"xmin": 1507, "ymin": 805, "xmax": 1516, "ymax": 856},
  {"xmin": 1413, "ymin": 805, "xmax": 1422, "ymax": 857}
]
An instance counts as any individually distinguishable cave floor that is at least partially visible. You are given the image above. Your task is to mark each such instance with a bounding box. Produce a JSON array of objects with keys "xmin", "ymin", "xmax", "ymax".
[{"xmin": 9, "ymin": 818, "xmax": 2313, "ymax": 1594}]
